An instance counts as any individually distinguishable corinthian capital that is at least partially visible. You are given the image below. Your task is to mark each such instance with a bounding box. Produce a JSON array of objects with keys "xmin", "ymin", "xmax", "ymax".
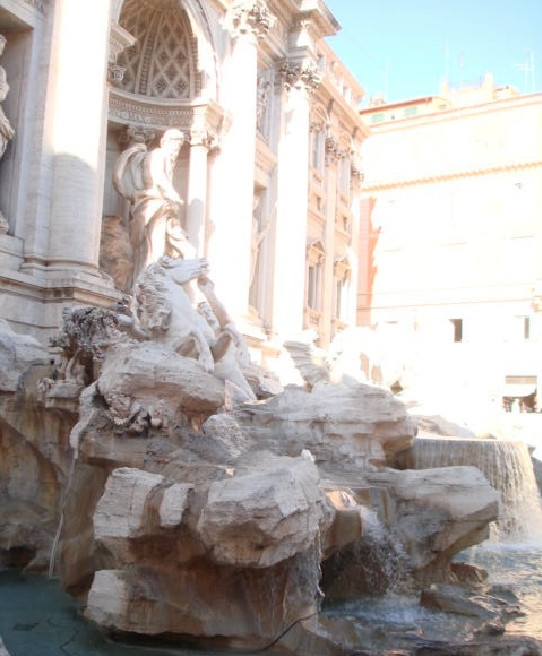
[
  {"xmin": 231, "ymin": 1, "xmax": 275, "ymax": 40},
  {"xmin": 276, "ymin": 59, "xmax": 322, "ymax": 93}
]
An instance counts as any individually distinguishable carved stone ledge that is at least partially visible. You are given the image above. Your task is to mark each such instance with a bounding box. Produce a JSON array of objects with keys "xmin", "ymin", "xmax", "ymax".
[{"xmin": 231, "ymin": 1, "xmax": 275, "ymax": 40}]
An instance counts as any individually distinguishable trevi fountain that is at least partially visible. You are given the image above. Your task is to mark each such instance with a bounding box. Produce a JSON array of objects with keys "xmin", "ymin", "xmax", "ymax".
[
  {"xmin": 0, "ymin": 235, "xmax": 541, "ymax": 654},
  {"xmin": 0, "ymin": 3, "xmax": 541, "ymax": 651}
]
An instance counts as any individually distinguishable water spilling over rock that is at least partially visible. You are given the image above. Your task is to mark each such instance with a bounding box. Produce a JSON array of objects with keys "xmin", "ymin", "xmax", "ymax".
[{"xmin": 413, "ymin": 436, "xmax": 542, "ymax": 543}]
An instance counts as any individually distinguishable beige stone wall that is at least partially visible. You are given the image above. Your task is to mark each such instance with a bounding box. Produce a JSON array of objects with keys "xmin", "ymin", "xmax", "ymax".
[{"xmin": 358, "ymin": 86, "xmax": 542, "ymax": 402}]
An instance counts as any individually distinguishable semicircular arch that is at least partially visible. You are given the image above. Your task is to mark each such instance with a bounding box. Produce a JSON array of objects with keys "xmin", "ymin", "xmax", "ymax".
[{"xmin": 112, "ymin": 0, "xmax": 218, "ymax": 102}]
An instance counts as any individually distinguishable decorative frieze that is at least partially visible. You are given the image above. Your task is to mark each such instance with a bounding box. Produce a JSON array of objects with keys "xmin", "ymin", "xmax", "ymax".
[
  {"xmin": 231, "ymin": 1, "xmax": 275, "ymax": 40},
  {"xmin": 276, "ymin": 59, "xmax": 321, "ymax": 93},
  {"xmin": 108, "ymin": 88, "xmax": 229, "ymax": 148},
  {"xmin": 109, "ymin": 92, "xmax": 193, "ymax": 128}
]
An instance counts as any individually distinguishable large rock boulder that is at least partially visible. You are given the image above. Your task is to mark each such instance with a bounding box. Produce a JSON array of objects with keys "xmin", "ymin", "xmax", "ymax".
[
  {"xmin": 362, "ymin": 466, "xmax": 499, "ymax": 582},
  {"xmin": 0, "ymin": 322, "xmax": 72, "ymax": 571},
  {"xmin": 96, "ymin": 341, "xmax": 227, "ymax": 429},
  {"xmin": 197, "ymin": 453, "xmax": 323, "ymax": 567},
  {"xmin": 235, "ymin": 379, "xmax": 416, "ymax": 471},
  {"xmin": 84, "ymin": 453, "xmax": 324, "ymax": 649}
]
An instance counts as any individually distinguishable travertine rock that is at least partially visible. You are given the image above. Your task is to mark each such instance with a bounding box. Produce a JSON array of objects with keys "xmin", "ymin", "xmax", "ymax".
[
  {"xmin": 235, "ymin": 379, "xmax": 416, "ymax": 471},
  {"xmin": 0, "ymin": 318, "xmax": 510, "ymax": 653},
  {"xmin": 94, "ymin": 467, "xmax": 164, "ymax": 540},
  {"xmin": 421, "ymin": 583, "xmax": 523, "ymax": 624},
  {"xmin": 99, "ymin": 215, "xmax": 133, "ymax": 292},
  {"xmin": 159, "ymin": 482, "xmax": 191, "ymax": 528},
  {"xmin": 363, "ymin": 466, "xmax": 500, "ymax": 580},
  {"xmin": 0, "ymin": 320, "xmax": 48, "ymax": 392},
  {"xmin": 96, "ymin": 341, "xmax": 226, "ymax": 427},
  {"xmin": 85, "ymin": 454, "xmax": 324, "ymax": 647},
  {"xmin": 197, "ymin": 454, "xmax": 323, "ymax": 567}
]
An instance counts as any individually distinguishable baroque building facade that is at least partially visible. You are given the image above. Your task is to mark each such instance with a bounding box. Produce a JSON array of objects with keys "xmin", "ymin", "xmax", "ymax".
[
  {"xmin": 357, "ymin": 74, "xmax": 542, "ymax": 411},
  {"xmin": 0, "ymin": 0, "xmax": 368, "ymax": 376}
]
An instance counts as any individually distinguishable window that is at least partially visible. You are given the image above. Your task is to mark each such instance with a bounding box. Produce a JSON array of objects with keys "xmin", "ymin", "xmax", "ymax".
[
  {"xmin": 404, "ymin": 106, "xmax": 418, "ymax": 117},
  {"xmin": 311, "ymin": 130, "xmax": 324, "ymax": 171},
  {"xmin": 450, "ymin": 318, "xmax": 463, "ymax": 343},
  {"xmin": 307, "ymin": 241, "xmax": 326, "ymax": 312},
  {"xmin": 516, "ymin": 315, "xmax": 531, "ymax": 340},
  {"xmin": 308, "ymin": 265, "xmax": 320, "ymax": 310},
  {"xmin": 317, "ymin": 54, "xmax": 326, "ymax": 72},
  {"xmin": 336, "ymin": 278, "xmax": 348, "ymax": 320},
  {"xmin": 524, "ymin": 316, "xmax": 531, "ymax": 340},
  {"xmin": 371, "ymin": 112, "xmax": 386, "ymax": 124},
  {"xmin": 340, "ymin": 156, "xmax": 351, "ymax": 194}
]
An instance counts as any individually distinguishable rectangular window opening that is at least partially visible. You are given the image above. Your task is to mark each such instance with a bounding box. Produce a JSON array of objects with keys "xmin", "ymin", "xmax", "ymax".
[{"xmin": 450, "ymin": 318, "xmax": 463, "ymax": 343}]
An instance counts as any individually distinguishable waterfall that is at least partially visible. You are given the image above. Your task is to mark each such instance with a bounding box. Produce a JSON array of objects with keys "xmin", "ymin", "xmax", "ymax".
[
  {"xmin": 48, "ymin": 449, "xmax": 78, "ymax": 579},
  {"xmin": 413, "ymin": 436, "xmax": 542, "ymax": 543}
]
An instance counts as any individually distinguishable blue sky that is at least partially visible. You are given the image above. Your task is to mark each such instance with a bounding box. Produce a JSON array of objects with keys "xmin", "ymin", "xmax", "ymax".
[{"xmin": 324, "ymin": 0, "xmax": 542, "ymax": 106}]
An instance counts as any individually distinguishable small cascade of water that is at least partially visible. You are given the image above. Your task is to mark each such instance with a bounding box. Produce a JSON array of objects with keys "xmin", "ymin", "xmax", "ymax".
[
  {"xmin": 413, "ymin": 437, "xmax": 542, "ymax": 543},
  {"xmin": 359, "ymin": 505, "xmax": 409, "ymax": 593},
  {"xmin": 48, "ymin": 449, "xmax": 78, "ymax": 579}
]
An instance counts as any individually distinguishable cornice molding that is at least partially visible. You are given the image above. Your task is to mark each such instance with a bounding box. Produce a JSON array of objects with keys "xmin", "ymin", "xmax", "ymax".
[
  {"xmin": 361, "ymin": 159, "xmax": 542, "ymax": 192},
  {"xmin": 108, "ymin": 89, "xmax": 227, "ymax": 148}
]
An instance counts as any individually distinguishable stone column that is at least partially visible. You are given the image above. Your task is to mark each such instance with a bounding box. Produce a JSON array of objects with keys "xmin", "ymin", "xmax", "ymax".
[
  {"xmin": 348, "ymin": 159, "xmax": 363, "ymax": 327},
  {"xmin": 271, "ymin": 61, "xmax": 321, "ymax": 339},
  {"xmin": 322, "ymin": 136, "xmax": 339, "ymax": 346},
  {"xmin": 187, "ymin": 127, "xmax": 209, "ymax": 257},
  {"xmin": 45, "ymin": 0, "xmax": 111, "ymax": 272},
  {"xmin": 207, "ymin": 1, "xmax": 272, "ymax": 321}
]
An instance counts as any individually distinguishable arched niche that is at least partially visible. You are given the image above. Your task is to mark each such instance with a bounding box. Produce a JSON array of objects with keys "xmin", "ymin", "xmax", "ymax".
[
  {"xmin": 110, "ymin": 0, "xmax": 218, "ymax": 105},
  {"xmin": 117, "ymin": 0, "xmax": 197, "ymax": 99},
  {"xmin": 103, "ymin": 0, "xmax": 225, "ymax": 291}
]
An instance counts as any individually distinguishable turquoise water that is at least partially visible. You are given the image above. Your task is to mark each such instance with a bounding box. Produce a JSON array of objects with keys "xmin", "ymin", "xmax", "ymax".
[
  {"xmin": 323, "ymin": 545, "xmax": 542, "ymax": 643},
  {"xmin": 0, "ymin": 570, "xmax": 287, "ymax": 656},
  {"xmin": 2, "ymin": 546, "xmax": 541, "ymax": 654},
  {"xmin": 457, "ymin": 544, "xmax": 542, "ymax": 640}
]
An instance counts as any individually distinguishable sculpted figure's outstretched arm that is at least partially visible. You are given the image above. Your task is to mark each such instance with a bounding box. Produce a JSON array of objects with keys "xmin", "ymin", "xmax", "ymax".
[{"xmin": 197, "ymin": 276, "xmax": 233, "ymax": 332}]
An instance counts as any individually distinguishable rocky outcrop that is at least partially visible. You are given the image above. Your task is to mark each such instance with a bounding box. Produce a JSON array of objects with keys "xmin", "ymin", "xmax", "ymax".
[
  {"xmin": 0, "ymin": 322, "xmax": 72, "ymax": 570},
  {"xmin": 84, "ymin": 455, "xmax": 324, "ymax": 648},
  {"xmin": 0, "ymin": 304, "xmax": 523, "ymax": 654},
  {"xmin": 0, "ymin": 320, "xmax": 49, "ymax": 392},
  {"xmin": 235, "ymin": 379, "xmax": 416, "ymax": 471},
  {"xmin": 319, "ymin": 466, "xmax": 499, "ymax": 598},
  {"xmin": 364, "ymin": 466, "xmax": 500, "ymax": 582},
  {"xmin": 95, "ymin": 341, "xmax": 227, "ymax": 429}
]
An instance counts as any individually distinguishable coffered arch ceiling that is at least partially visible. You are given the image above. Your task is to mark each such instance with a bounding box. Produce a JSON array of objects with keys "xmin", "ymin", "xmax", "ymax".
[{"xmin": 117, "ymin": 0, "xmax": 198, "ymax": 100}]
